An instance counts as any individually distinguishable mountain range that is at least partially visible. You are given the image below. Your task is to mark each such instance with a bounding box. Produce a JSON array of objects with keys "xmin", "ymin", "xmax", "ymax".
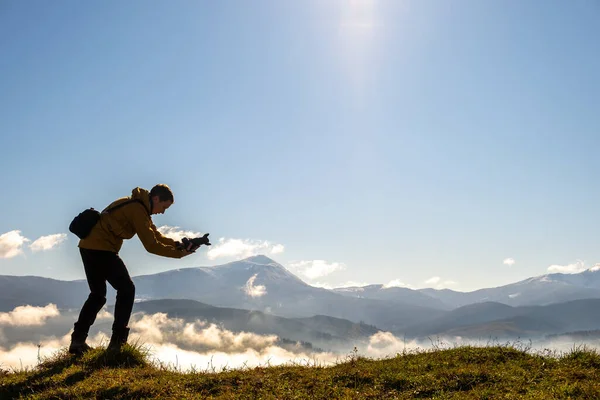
[
  {"xmin": 4, "ymin": 255, "xmax": 600, "ymax": 342},
  {"xmin": 334, "ymin": 271, "xmax": 600, "ymax": 309}
]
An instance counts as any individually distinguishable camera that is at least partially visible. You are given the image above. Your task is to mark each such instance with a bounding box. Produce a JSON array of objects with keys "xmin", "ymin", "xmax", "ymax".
[{"xmin": 180, "ymin": 233, "xmax": 211, "ymax": 252}]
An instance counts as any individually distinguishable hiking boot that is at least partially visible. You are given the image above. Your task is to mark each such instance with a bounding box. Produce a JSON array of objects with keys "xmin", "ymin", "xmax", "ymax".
[
  {"xmin": 107, "ymin": 327, "xmax": 130, "ymax": 351},
  {"xmin": 69, "ymin": 327, "xmax": 91, "ymax": 355},
  {"xmin": 69, "ymin": 339, "xmax": 91, "ymax": 355}
]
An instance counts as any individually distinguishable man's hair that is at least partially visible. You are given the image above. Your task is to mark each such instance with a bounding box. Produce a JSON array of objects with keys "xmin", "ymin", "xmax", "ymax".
[{"xmin": 150, "ymin": 184, "xmax": 174, "ymax": 202}]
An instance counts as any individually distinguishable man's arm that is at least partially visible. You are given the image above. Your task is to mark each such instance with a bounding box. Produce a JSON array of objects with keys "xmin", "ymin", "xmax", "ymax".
[
  {"xmin": 131, "ymin": 207, "xmax": 188, "ymax": 258},
  {"xmin": 150, "ymin": 223, "xmax": 179, "ymax": 247}
]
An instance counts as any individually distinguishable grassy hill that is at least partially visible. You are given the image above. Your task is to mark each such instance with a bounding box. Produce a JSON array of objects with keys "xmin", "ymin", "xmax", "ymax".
[{"xmin": 2, "ymin": 343, "xmax": 600, "ymax": 399}]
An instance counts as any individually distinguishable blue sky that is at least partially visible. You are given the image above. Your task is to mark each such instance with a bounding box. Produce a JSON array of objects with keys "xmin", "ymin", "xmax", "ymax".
[{"xmin": 0, "ymin": 0, "xmax": 599, "ymax": 292}]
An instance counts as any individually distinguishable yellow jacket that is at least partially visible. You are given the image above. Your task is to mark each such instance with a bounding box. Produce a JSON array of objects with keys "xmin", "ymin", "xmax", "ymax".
[{"xmin": 79, "ymin": 187, "xmax": 186, "ymax": 258}]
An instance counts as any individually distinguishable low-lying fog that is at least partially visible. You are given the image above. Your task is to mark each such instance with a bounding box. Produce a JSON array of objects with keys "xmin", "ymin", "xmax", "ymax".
[{"xmin": 1, "ymin": 304, "xmax": 597, "ymax": 372}]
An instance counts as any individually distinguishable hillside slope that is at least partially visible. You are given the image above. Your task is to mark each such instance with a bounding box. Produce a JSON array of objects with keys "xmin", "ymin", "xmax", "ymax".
[{"xmin": 2, "ymin": 344, "xmax": 600, "ymax": 399}]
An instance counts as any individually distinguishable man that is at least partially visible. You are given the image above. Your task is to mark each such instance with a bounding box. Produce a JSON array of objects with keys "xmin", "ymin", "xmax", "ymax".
[{"xmin": 68, "ymin": 184, "xmax": 209, "ymax": 354}]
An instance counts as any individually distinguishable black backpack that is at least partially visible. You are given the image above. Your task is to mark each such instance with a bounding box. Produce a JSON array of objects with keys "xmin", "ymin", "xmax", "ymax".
[{"xmin": 69, "ymin": 199, "xmax": 144, "ymax": 239}]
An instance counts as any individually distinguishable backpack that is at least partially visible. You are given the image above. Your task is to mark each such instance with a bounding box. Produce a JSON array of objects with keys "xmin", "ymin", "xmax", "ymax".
[{"xmin": 69, "ymin": 199, "xmax": 145, "ymax": 239}]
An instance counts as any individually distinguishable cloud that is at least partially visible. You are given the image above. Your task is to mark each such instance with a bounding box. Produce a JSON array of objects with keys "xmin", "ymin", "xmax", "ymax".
[
  {"xmin": 157, "ymin": 226, "xmax": 204, "ymax": 242},
  {"xmin": 336, "ymin": 281, "xmax": 370, "ymax": 288},
  {"xmin": 129, "ymin": 313, "xmax": 178, "ymax": 343},
  {"xmin": 13, "ymin": 310, "xmax": 596, "ymax": 374},
  {"xmin": 425, "ymin": 276, "xmax": 440, "ymax": 285},
  {"xmin": 365, "ymin": 331, "xmax": 423, "ymax": 358},
  {"xmin": 5, "ymin": 328, "xmax": 596, "ymax": 373},
  {"xmin": 424, "ymin": 277, "xmax": 457, "ymax": 290},
  {"xmin": 0, "ymin": 230, "xmax": 29, "ymax": 259},
  {"xmin": 126, "ymin": 313, "xmax": 340, "ymax": 371},
  {"xmin": 547, "ymin": 260, "xmax": 587, "ymax": 274},
  {"xmin": 270, "ymin": 244, "xmax": 284, "ymax": 254},
  {"xmin": 288, "ymin": 260, "xmax": 346, "ymax": 280},
  {"xmin": 130, "ymin": 313, "xmax": 280, "ymax": 352},
  {"xmin": 0, "ymin": 311, "xmax": 341, "ymax": 372},
  {"xmin": 0, "ymin": 304, "xmax": 60, "ymax": 326},
  {"xmin": 128, "ymin": 314, "xmax": 339, "ymax": 371},
  {"xmin": 503, "ymin": 258, "xmax": 515, "ymax": 266},
  {"xmin": 383, "ymin": 279, "xmax": 412, "ymax": 289},
  {"xmin": 147, "ymin": 342, "xmax": 336, "ymax": 372},
  {"xmin": 590, "ymin": 264, "xmax": 600, "ymax": 272},
  {"xmin": 97, "ymin": 308, "xmax": 113, "ymax": 320},
  {"xmin": 206, "ymin": 238, "xmax": 285, "ymax": 260},
  {"xmin": 0, "ymin": 335, "xmax": 69, "ymax": 371},
  {"xmin": 29, "ymin": 234, "xmax": 67, "ymax": 252},
  {"xmin": 362, "ymin": 333, "xmax": 600, "ymax": 361},
  {"xmin": 310, "ymin": 280, "xmax": 370, "ymax": 290},
  {"xmin": 182, "ymin": 323, "xmax": 278, "ymax": 353},
  {"xmin": 548, "ymin": 260, "xmax": 600, "ymax": 274},
  {"xmin": 6, "ymin": 308, "xmax": 600, "ymax": 373},
  {"xmin": 367, "ymin": 331, "xmax": 403, "ymax": 353},
  {"xmin": 243, "ymin": 274, "xmax": 267, "ymax": 298}
]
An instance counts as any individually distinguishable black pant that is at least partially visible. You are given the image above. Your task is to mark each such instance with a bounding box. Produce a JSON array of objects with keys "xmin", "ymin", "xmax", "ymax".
[{"xmin": 73, "ymin": 248, "xmax": 135, "ymax": 338}]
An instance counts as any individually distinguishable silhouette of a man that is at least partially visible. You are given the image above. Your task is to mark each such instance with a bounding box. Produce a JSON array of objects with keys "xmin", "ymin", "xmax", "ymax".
[{"xmin": 69, "ymin": 184, "xmax": 207, "ymax": 354}]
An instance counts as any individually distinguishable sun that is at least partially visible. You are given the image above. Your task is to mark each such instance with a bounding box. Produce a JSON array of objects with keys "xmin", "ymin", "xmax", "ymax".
[{"xmin": 340, "ymin": 0, "xmax": 377, "ymax": 31}]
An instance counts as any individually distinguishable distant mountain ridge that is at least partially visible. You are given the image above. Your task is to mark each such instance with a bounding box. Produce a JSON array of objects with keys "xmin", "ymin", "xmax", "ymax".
[
  {"xmin": 335, "ymin": 270, "xmax": 600, "ymax": 308},
  {"xmin": 0, "ymin": 256, "xmax": 444, "ymax": 331},
  {"xmin": 4, "ymin": 255, "xmax": 600, "ymax": 339},
  {"xmin": 333, "ymin": 284, "xmax": 450, "ymax": 310},
  {"xmin": 130, "ymin": 256, "xmax": 444, "ymax": 331},
  {"xmin": 400, "ymin": 298, "xmax": 600, "ymax": 339}
]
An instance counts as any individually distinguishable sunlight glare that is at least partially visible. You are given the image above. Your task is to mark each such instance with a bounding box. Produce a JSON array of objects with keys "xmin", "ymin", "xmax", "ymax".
[
  {"xmin": 340, "ymin": 0, "xmax": 377, "ymax": 31},
  {"xmin": 335, "ymin": 0, "xmax": 383, "ymax": 99}
]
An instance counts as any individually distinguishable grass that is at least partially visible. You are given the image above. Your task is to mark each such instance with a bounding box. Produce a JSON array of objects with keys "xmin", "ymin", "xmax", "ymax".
[{"xmin": 2, "ymin": 342, "xmax": 600, "ymax": 399}]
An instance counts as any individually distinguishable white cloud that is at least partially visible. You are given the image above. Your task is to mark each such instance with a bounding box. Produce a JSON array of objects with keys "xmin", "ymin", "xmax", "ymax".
[
  {"xmin": 129, "ymin": 312, "xmax": 180, "ymax": 343},
  {"xmin": 243, "ymin": 274, "xmax": 267, "ymax": 298},
  {"xmin": 503, "ymin": 258, "xmax": 515, "ymax": 266},
  {"xmin": 157, "ymin": 226, "xmax": 204, "ymax": 242},
  {"xmin": 97, "ymin": 308, "xmax": 113, "ymax": 320},
  {"xmin": 0, "ymin": 323, "xmax": 331, "ymax": 373},
  {"xmin": 0, "ymin": 230, "xmax": 29, "ymax": 259},
  {"xmin": 0, "ymin": 335, "xmax": 69, "ymax": 370},
  {"xmin": 128, "ymin": 313, "xmax": 287, "ymax": 353},
  {"xmin": 548, "ymin": 260, "xmax": 587, "ymax": 274},
  {"xmin": 367, "ymin": 331, "xmax": 403, "ymax": 352},
  {"xmin": 181, "ymin": 323, "xmax": 277, "ymax": 352},
  {"xmin": 126, "ymin": 313, "xmax": 340, "ymax": 371},
  {"xmin": 425, "ymin": 276, "xmax": 440, "ymax": 285},
  {"xmin": 383, "ymin": 279, "xmax": 412, "ymax": 289},
  {"xmin": 146, "ymin": 342, "xmax": 336, "ymax": 372},
  {"xmin": 288, "ymin": 260, "xmax": 346, "ymax": 280},
  {"xmin": 29, "ymin": 233, "xmax": 67, "ymax": 252},
  {"xmin": 365, "ymin": 331, "xmax": 423, "ymax": 358},
  {"xmin": 308, "ymin": 282, "xmax": 334, "ymax": 289},
  {"xmin": 590, "ymin": 264, "xmax": 600, "ymax": 272},
  {"xmin": 0, "ymin": 304, "xmax": 60, "ymax": 326},
  {"xmin": 336, "ymin": 281, "xmax": 370, "ymax": 288},
  {"xmin": 424, "ymin": 276, "xmax": 457, "ymax": 290},
  {"xmin": 206, "ymin": 238, "xmax": 285, "ymax": 260},
  {"xmin": 5, "ymin": 312, "xmax": 600, "ymax": 373},
  {"xmin": 310, "ymin": 280, "xmax": 370, "ymax": 290},
  {"xmin": 0, "ymin": 312, "xmax": 422, "ymax": 373},
  {"xmin": 271, "ymin": 244, "xmax": 284, "ymax": 254}
]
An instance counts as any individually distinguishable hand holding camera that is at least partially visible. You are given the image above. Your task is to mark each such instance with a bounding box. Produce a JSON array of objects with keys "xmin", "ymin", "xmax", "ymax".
[{"xmin": 178, "ymin": 233, "xmax": 211, "ymax": 253}]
